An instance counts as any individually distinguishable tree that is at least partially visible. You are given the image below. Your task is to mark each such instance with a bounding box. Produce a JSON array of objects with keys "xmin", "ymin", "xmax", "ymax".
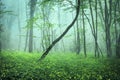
[
  {"xmin": 28, "ymin": 0, "xmax": 37, "ymax": 53},
  {"xmin": 24, "ymin": 0, "xmax": 29, "ymax": 51},
  {"xmin": 81, "ymin": 0, "xmax": 87, "ymax": 57},
  {"xmin": 82, "ymin": 0, "xmax": 102, "ymax": 57},
  {"xmin": 0, "ymin": 0, "xmax": 5, "ymax": 53},
  {"xmin": 39, "ymin": 0, "xmax": 80, "ymax": 61},
  {"xmin": 0, "ymin": 0, "xmax": 2, "ymax": 53},
  {"xmin": 76, "ymin": 19, "xmax": 81, "ymax": 54},
  {"xmin": 39, "ymin": 1, "xmax": 55, "ymax": 52},
  {"xmin": 17, "ymin": 0, "xmax": 21, "ymax": 50},
  {"xmin": 0, "ymin": 24, "xmax": 2, "ymax": 53},
  {"xmin": 104, "ymin": 0, "xmax": 112, "ymax": 57},
  {"xmin": 72, "ymin": 0, "xmax": 81, "ymax": 54},
  {"xmin": 114, "ymin": 0, "xmax": 120, "ymax": 58},
  {"xmin": 89, "ymin": 0, "xmax": 98, "ymax": 57},
  {"xmin": 57, "ymin": 4, "xmax": 65, "ymax": 52},
  {"xmin": 116, "ymin": 34, "xmax": 120, "ymax": 58}
]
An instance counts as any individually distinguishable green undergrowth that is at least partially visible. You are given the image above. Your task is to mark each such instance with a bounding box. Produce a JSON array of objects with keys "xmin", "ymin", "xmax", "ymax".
[{"xmin": 0, "ymin": 51, "xmax": 120, "ymax": 80}]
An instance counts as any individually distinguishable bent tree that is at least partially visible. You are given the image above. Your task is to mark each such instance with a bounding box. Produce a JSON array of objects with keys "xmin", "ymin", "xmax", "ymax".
[{"xmin": 39, "ymin": 0, "xmax": 80, "ymax": 61}]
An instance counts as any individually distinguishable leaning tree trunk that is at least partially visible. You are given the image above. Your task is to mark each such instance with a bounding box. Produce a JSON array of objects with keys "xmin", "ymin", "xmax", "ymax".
[{"xmin": 39, "ymin": 0, "xmax": 80, "ymax": 61}]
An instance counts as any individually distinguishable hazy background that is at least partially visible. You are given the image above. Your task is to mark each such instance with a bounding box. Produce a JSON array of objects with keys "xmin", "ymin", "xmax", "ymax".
[{"xmin": 1, "ymin": 0, "xmax": 106, "ymax": 53}]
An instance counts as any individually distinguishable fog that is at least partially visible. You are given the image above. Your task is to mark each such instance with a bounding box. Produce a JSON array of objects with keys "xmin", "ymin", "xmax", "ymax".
[{"xmin": 0, "ymin": 0, "xmax": 115, "ymax": 54}]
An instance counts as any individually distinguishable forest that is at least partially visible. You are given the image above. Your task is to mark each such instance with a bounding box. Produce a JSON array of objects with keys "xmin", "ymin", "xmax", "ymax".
[{"xmin": 0, "ymin": 0, "xmax": 120, "ymax": 80}]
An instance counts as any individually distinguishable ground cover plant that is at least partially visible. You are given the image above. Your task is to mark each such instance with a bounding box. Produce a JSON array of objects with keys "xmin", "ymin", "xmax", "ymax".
[{"xmin": 0, "ymin": 51, "xmax": 120, "ymax": 80}]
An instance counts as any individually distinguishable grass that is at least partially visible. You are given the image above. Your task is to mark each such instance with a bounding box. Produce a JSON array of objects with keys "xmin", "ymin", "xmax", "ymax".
[{"xmin": 0, "ymin": 51, "xmax": 120, "ymax": 80}]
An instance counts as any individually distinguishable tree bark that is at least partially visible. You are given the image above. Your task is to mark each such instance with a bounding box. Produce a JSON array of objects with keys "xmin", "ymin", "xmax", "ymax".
[
  {"xmin": 95, "ymin": 0, "xmax": 100, "ymax": 57},
  {"xmin": 39, "ymin": 0, "xmax": 80, "ymax": 61},
  {"xmin": 28, "ymin": 0, "xmax": 37, "ymax": 53},
  {"xmin": 0, "ymin": 26, "xmax": 2, "ymax": 53},
  {"xmin": 81, "ymin": 0, "xmax": 87, "ymax": 57},
  {"xmin": 116, "ymin": 34, "xmax": 120, "ymax": 58},
  {"xmin": 24, "ymin": 29, "xmax": 29, "ymax": 51},
  {"xmin": 18, "ymin": 0, "xmax": 21, "ymax": 50},
  {"xmin": 116, "ymin": 0, "xmax": 120, "ymax": 58},
  {"xmin": 58, "ymin": 5, "xmax": 65, "ymax": 52},
  {"xmin": 83, "ymin": 7, "xmax": 103, "ymax": 57},
  {"xmin": 104, "ymin": 0, "xmax": 112, "ymax": 57},
  {"xmin": 76, "ymin": 19, "xmax": 80, "ymax": 54}
]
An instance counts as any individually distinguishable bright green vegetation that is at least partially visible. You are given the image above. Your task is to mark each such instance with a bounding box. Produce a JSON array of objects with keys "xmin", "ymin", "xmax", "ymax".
[{"xmin": 0, "ymin": 51, "xmax": 120, "ymax": 80}]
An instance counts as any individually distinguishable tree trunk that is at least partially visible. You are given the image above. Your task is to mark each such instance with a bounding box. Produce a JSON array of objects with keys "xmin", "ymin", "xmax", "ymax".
[
  {"xmin": 83, "ymin": 7, "xmax": 103, "ymax": 57},
  {"xmin": 114, "ymin": 0, "xmax": 118, "ymax": 57},
  {"xmin": 58, "ymin": 5, "xmax": 65, "ymax": 52},
  {"xmin": 75, "ymin": 0, "xmax": 80, "ymax": 55},
  {"xmin": 116, "ymin": 34, "xmax": 120, "ymax": 58},
  {"xmin": 24, "ymin": 0, "xmax": 29, "ymax": 51},
  {"xmin": 89, "ymin": 0, "xmax": 97, "ymax": 57},
  {"xmin": 18, "ymin": 0, "xmax": 21, "ymax": 50},
  {"xmin": 88, "ymin": 0, "xmax": 103, "ymax": 57},
  {"xmin": 81, "ymin": 1, "xmax": 87, "ymax": 57},
  {"xmin": 95, "ymin": 0, "xmax": 100, "ymax": 57},
  {"xmin": 0, "ymin": 26, "xmax": 2, "ymax": 53},
  {"xmin": 76, "ymin": 19, "xmax": 80, "ymax": 54},
  {"xmin": 116, "ymin": 0, "xmax": 120, "ymax": 58},
  {"xmin": 98, "ymin": 0, "xmax": 104, "ymax": 21},
  {"xmin": 28, "ymin": 0, "xmax": 37, "ymax": 53},
  {"xmin": 39, "ymin": 0, "xmax": 80, "ymax": 61},
  {"xmin": 24, "ymin": 29, "xmax": 29, "ymax": 51},
  {"xmin": 104, "ymin": 0, "xmax": 112, "ymax": 57}
]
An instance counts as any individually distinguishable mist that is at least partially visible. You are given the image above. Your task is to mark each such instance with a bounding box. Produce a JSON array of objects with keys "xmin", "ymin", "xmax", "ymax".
[{"xmin": 0, "ymin": 0, "xmax": 120, "ymax": 80}]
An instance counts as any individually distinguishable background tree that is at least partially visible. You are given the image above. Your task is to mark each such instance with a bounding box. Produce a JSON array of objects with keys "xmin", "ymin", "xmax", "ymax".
[
  {"xmin": 28, "ymin": 0, "xmax": 37, "ymax": 53},
  {"xmin": 24, "ymin": 0, "xmax": 30, "ymax": 51},
  {"xmin": 81, "ymin": 0, "xmax": 87, "ymax": 57},
  {"xmin": 57, "ymin": 4, "xmax": 65, "ymax": 52},
  {"xmin": 0, "ymin": 0, "xmax": 3, "ymax": 53},
  {"xmin": 114, "ymin": 0, "xmax": 120, "ymax": 58},
  {"xmin": 104, "ymin": 0, "xmax": 112, "ymax": 57},
  {"xmin": 17, "ymin": 0, "xmax": 21, "ymax": 50},
  {"xmin": 89, "ymin": 0, "xmax": 101, "ymax": 57}
]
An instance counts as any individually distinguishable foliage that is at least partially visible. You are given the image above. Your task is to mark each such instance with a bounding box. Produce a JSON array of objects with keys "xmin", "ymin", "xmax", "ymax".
[
  {"xmin": 24, "ymin": 16, "xmax": 39, "ymax": 29},
  {"xmin": 38, "ymin": 0, "xmax": 76, "ymax": 12},
  {"xmin": 0, "ymin": 51, "xmax": 120, "ymax": 80}
]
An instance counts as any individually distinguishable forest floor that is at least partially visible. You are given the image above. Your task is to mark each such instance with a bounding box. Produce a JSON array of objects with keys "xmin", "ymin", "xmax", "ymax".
[{"xmin": 0, "ymin": 51, "xmax": 120, "ymax": 80}]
